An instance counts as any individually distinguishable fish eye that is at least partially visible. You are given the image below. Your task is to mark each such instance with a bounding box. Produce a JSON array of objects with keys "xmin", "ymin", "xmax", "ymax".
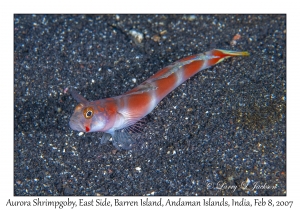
[{"xmin": 83, "ymin": 107, "xmax": 94, "ymax": 119}]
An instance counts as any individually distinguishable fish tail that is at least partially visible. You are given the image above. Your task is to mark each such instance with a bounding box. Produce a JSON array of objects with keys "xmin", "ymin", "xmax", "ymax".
[
  {"xmin": 213, "ymin": 49, "xmax": 250, "ymax": 57},
  {"xmin": 208, "ymin": 49, "xmax": 249, "ymax": 65}
]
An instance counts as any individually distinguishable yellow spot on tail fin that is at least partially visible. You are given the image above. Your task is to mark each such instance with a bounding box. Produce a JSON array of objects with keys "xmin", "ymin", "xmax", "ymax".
[
  {"xmin": 217, "ymin": 49, "xmax": 250, "ymax": 57},
  {"xmin": 239, "ymin": 51, "xmax": 250, "ymax": 56}
]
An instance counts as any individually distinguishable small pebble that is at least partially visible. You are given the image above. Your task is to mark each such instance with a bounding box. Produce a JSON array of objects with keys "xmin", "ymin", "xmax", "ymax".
[{"xmin": 129, "ymin": 29, "xmax": 144, "ymax": 44}]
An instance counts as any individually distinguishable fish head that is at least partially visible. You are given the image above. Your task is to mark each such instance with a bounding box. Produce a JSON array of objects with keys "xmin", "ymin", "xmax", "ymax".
[
  {"xmin": 67, "ymin": 87, "xmax": 110, "ymax": 133},
  {"xmin": 69, "ymin": 101, "xmax": 109, "ymax": 133}
]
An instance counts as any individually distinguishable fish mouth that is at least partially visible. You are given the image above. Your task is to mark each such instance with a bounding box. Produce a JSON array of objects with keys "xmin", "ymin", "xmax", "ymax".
[{"xmin": 69, "ymin": 119, "xmax": 85, "ymax": 132}]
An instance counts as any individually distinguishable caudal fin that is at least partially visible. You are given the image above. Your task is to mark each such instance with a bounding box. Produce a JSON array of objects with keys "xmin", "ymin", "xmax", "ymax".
[
  {"xmin": 213, "ymin": 49, "xmax": 250, "ymax": 57},
  {"xmin": 208, "ymin": 49, "xmax": 249, "ymax": 65}
]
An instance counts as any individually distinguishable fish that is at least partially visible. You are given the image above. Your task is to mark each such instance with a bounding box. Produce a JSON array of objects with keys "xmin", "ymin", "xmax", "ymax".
[{"xmin": 67, "ymin": 49, "xmax": 249, "ymax": 150}]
